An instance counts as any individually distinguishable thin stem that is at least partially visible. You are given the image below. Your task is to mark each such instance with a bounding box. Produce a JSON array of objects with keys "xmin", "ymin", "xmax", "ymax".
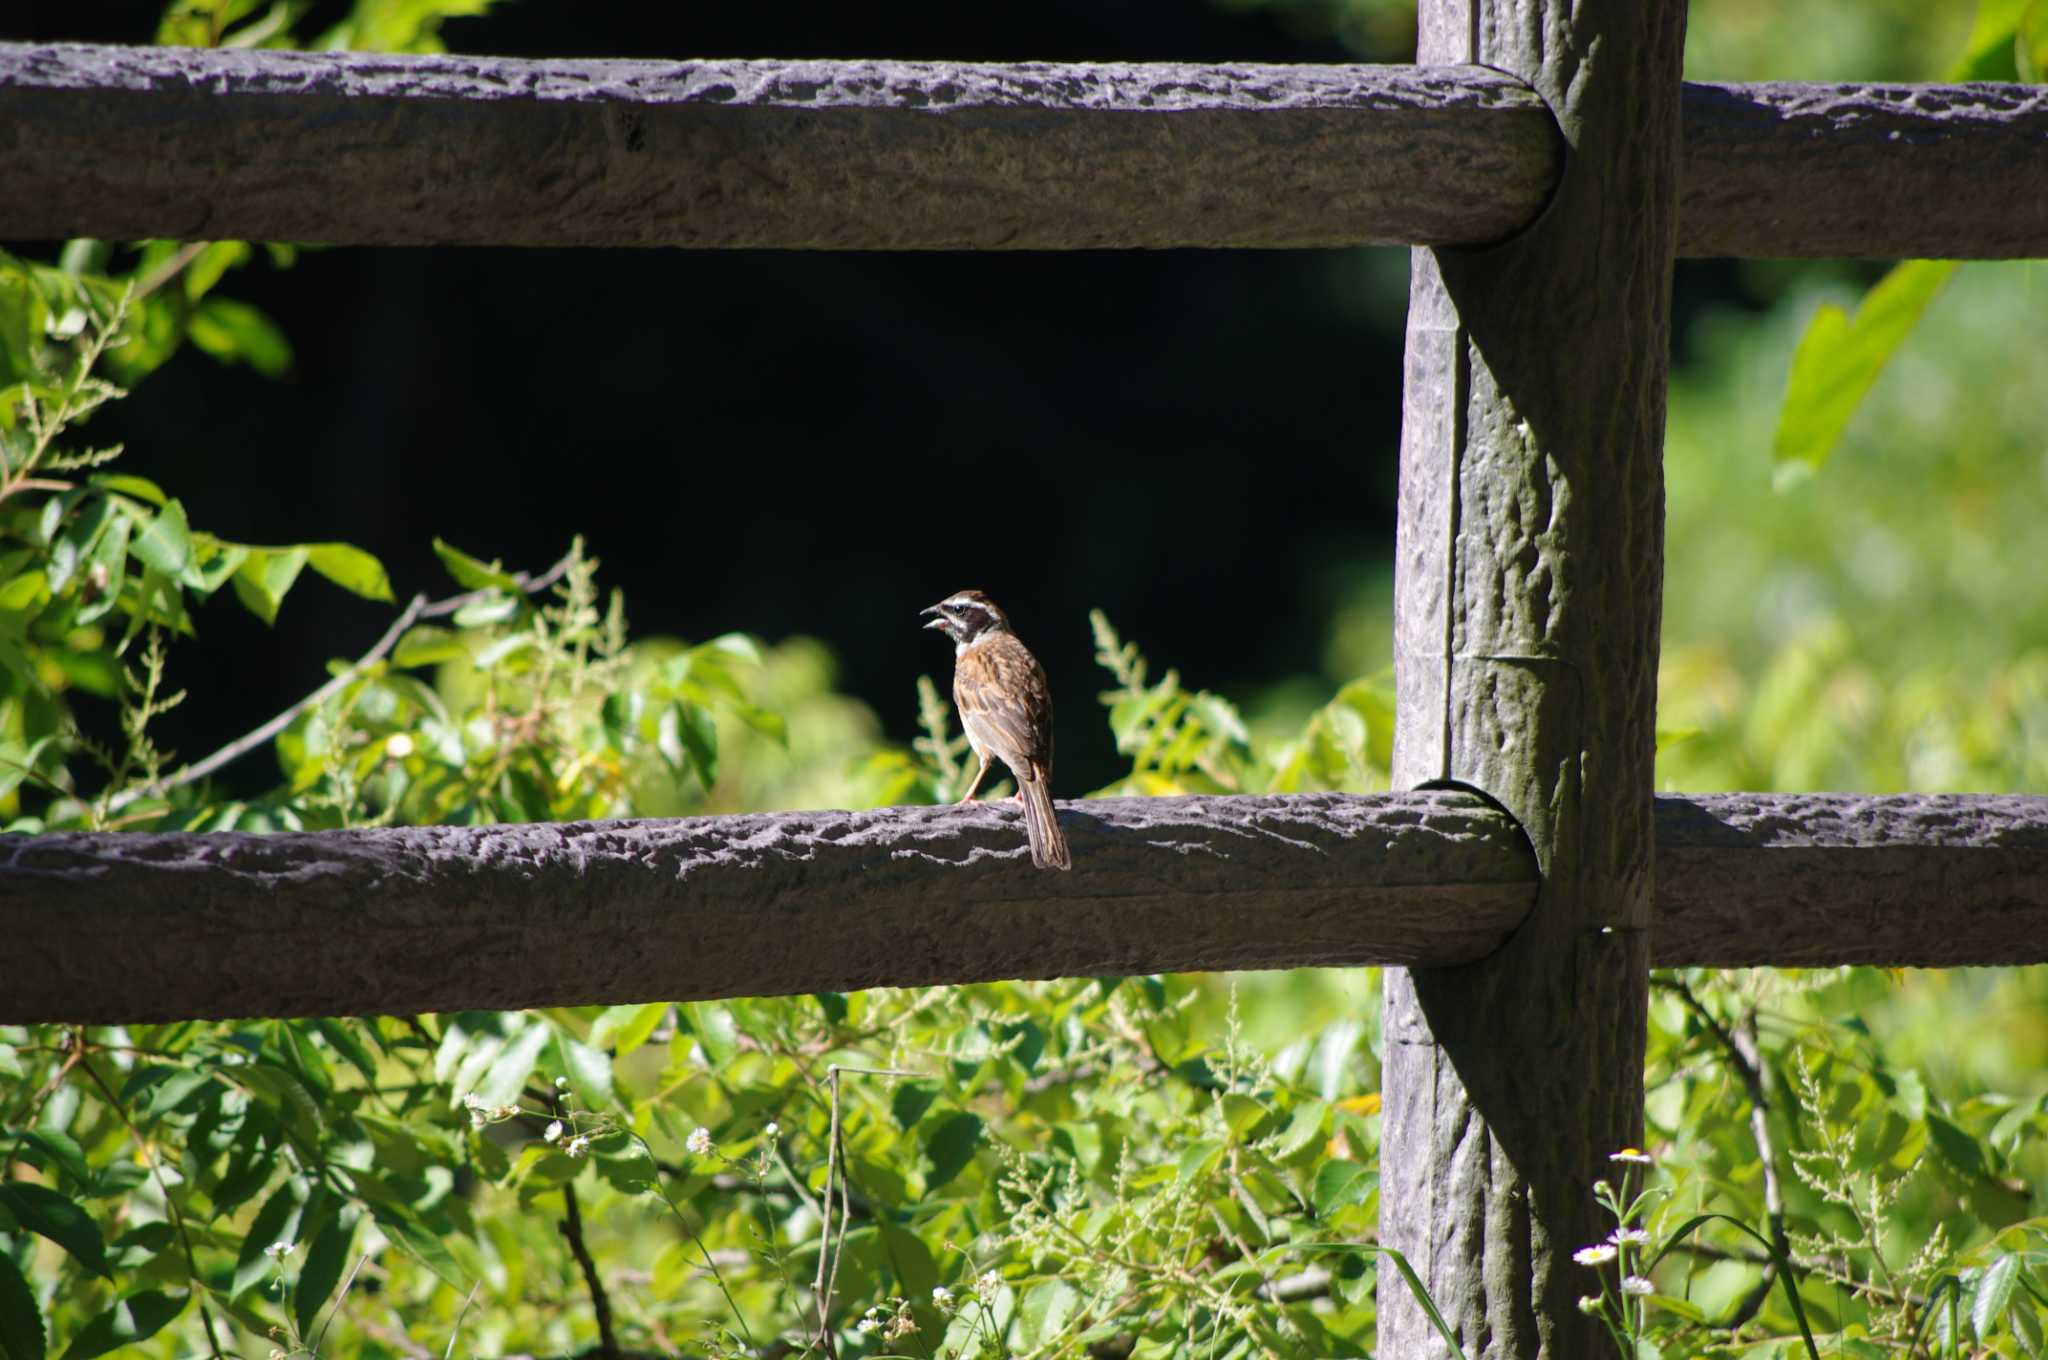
[
  {"xmin": 131, "ymin": 241, "xmax": 209, "ymax": 302},
  {"xmin": 108, "ymin": 546, "xmax": 577, "ymax": 810},
  {"xmin": 560, "ymin": 1182, "xmax": 619, "ymax": 1360},
  {"xmin": 77, "ymin": 1046, "xmax": 228, "ymax": 1360},
  {"xmin": 812, "ymin": 1067, "xmax": 844, "ymax": 1359}
]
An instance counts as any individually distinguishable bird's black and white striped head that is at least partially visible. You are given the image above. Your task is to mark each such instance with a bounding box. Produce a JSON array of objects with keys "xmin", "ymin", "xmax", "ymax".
[{"xmin": 921, "ymin": 590, "xmax": 1011, "ymax": 652}]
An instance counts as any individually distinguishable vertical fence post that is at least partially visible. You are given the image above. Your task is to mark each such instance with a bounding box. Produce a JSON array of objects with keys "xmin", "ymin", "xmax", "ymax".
[{"xmin": 1380, "ymin": 0, "xmax": 1686, "ymax": 1354}]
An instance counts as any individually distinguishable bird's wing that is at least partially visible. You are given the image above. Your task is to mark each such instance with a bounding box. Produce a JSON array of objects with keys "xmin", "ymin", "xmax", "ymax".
[{"xmin": 955, "ymin": 635, "xmax": 1054, "ymax": 779}]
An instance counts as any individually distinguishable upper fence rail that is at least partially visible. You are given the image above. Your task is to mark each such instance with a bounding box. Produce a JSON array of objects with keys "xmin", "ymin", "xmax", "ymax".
[
  {"xmin": 5, "ymin": 791, "xmax": 2045, "ymax": 1025},
  {"xmin": 3, "ymin": 43, "xmax": 2045, "ymax": 258}
]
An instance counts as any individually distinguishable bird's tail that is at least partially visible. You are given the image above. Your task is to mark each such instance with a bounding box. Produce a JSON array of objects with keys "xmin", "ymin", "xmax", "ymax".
[{"xmin": 1020, "ymin": 777, "xmax": 1071, "ymax": 871}]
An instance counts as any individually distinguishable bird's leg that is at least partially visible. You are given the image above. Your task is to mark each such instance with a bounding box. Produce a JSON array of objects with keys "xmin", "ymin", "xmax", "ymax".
[{"xmin": 957, "ymin": 753, "xmax": 991, "ymax": 804}]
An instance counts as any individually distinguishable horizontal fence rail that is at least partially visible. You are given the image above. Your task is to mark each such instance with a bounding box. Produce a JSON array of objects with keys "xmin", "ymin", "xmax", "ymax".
[
  {"xmin": 3, "ymin": 44, "xmax": 2047, "ymax": 257},
  {"xmin": 3, "ymin": 792, "xmax": 2044, "ymax": 1024},
  {"xmin": 0, "ymin": 46, "xmax": 1560, "ymax": 251}
]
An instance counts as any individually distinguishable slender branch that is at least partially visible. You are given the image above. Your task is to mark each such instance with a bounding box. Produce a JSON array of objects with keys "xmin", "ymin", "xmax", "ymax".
[
  {"xmin": 1652, "ymin": 975, "xmax": 1789, "ymax": 1329},
  {"xmin": 108, "ymin": 546, "xmax": 576, "ymax": 811},
  {"xmin": 559, "ymin": 1182, "xmax": 619, "ymax": 1360},
  {"xmin": 76, "ymin": 1045, "xmax": 228, "ymax": 1360},
  {"xmin": 106, "ymin": 591, "xmax": 425, "ymax": 812},
  {"xmin": 1724, "ymin": 1011, "xmax": 1789, "ymax": 1328},
  {"xmin": 131, "ymin": 241, "xmax": 209, "ymax": 302},
  {"xmin": 812, "ymin": 1067, "xmax": 844, "ymax": 1359}
]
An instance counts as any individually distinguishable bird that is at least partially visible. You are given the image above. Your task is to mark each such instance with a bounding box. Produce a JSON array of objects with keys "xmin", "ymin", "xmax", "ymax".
[{"xmin": 921, "ymin": 590, "xmax": 1072, "ymax": 870}]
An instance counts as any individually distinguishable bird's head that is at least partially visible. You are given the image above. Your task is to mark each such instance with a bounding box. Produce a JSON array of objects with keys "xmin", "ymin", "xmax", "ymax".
[{"xmin": 921, "ymin": 590, "xmax": 1010, "ymax": 648}]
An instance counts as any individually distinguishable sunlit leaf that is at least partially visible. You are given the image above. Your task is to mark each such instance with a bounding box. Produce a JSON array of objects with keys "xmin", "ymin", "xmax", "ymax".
[
  {"xmin": 432, "ymin": 538, "xmax": 521, "ymax": 592},
  {"xmin": 128, "ymin": 500, "xmax": 193, "ymax": 580},
  {"xmin": 186, "ymin": 297, "xmax": 291, "ymax": 375},
  {"xmin": 1774, "ymin": 260, "xmax": 1958, "ymax": 469},
  {"xmin": 229, "ymin": 545, "xmax": 309, "ymax": 626},
  {"xmin": 1975, "ymin": 1253, "xmax": 2021, "ymax": 1340},
  {"xmin": 1312, "ymin": 1162, "xmax": 1377, "ymax": 1221},
  {"xmin": 307, "ymin": 542, "xmax": 395, "ymax": 602}
]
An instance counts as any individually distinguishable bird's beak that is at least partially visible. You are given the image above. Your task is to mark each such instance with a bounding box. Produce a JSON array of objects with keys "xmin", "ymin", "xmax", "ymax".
[{"xmin": 920, "ymin": 605, "xmax": 947, "ymax": 631}]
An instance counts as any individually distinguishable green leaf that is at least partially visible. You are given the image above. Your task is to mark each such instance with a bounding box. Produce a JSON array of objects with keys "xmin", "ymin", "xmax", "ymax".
[
  {"xmin": 77, "ymin": 511, "xmax": 129, "ymax": 626},
  {"xmin": 307, "ymin": 543, "xmax": 394, "ymax": 602},
  {"xmin": 2022, "ymin": 0, "xmax": 2048, "ymax": 80},
  {"xmin": 312, "ymin": 1017, "xmax": 382, "ymax": 1087},
  {"xmin": 391, "ymin": 625, "xmax": 466, "ymax": 668},
  {"xmin": 472, "ymin": 1018, "xmax": 552, "ymax": 1110},
  {"xmin": 14, "ymin": 1130, "xmax": 89, "ymax": 1187},
  {"xmin": 660, "ymin": 700, "xmax": 717, "ymax": 786},
  {"xmin": 294, "ymin": 1209, "xmax": 358, "ymax": 1342},
  {"xmin": 1017, "ymin": 1279, "xmax": 1081, "ymax": 1351},
  {"xmin": 0, "ymin": 571, "xmax": 45, "ymax": 614},
  {"xmin": 0, "ymin": 1184, "xmax": 108, "ymax": 1277},
  {"xmin": 685, "ymin": 1003, "xmax": 739, "ymax": 1065},
  {"xmin": 232, "ymin": 1178, "xmax": 309, "ymax": 1298},
  {"xmin": 88, "ymin": 473, "xmax": 166, "ymax": 507},
  {"xmin": 56, "ymin": 1290, "xmax": 184, "ymax": 1360},
  {"xmin": 228, "ymin": 545, "xmax": 309, "ymax": 626},
  {"xmin": 186, "ymin": 297, "xmax": 292, "ymax": 376},
  {"xmin": 1311, "ymin": 1160, "xmax": 1376, "ymax": 1217},
  {"xmin": 473, "ymin": 631, "xmax": 536, "ymax": 671},
  {"xmin": 364, "ymin": 1201, "xmax": 463, "ymax": 1287},
  {"xmin": 892, "ymin": 1082, "xmax": 939, "ymax": 1131},
  {"xmin": 553, "ymin": 1033, "xmax": 615, "ymax": 1109},
  {"xmin": 1950, "ymin": 0, "xmax": 2031, "ymax": 78},
  {"xmin": 127, "ymin": 499, "xmax": 193, "ymax": 579},
  {"xmin": 1272, "ymin": 1099, "xmax": 1331, "ymax": 1162},
  {"xmin": 1175, "ymin": 1139, "xmax": 1224, "ymax": 1184},
  {"xmin": 1773, "ymin": 260, "xmax": 1959, "ymax": 469},
  {"xmin": 0, "ymin": 1250, "xmax": 44, "ymax": 1360},
  {"xmin": 588, "ymin": 1002, "xmax": 668, "ymax": 1058},
  {"xmin": 1974, "ymin": 1252, "xmax": 2021, "ymax": 1340},
  {"xmin": 1927, "ymin": 1112, "xmax": 1987, "ymax": 1177},
  {"xmin": 431, "ymin": 538, "xmax": 520, "ymax": 592},
  {"xmin": 923, "ymin": 1112, "xmax": 984, "ymax": 1192}
]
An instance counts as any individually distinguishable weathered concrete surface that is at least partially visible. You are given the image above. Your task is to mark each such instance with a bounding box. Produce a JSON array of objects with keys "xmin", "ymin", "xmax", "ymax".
[
  {"xmin": 0, "ymin": 791, "xmax": 1535, "ymax": 1023},
  {"xmin": 0, "ymin": 44, "xmax": 1558, "ymax": 249}
]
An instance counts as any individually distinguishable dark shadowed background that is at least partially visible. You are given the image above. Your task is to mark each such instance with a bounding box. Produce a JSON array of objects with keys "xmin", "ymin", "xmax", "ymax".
[{"xmin": 3, "ymin": 2, "xmax": 1748, "ymax": 794}]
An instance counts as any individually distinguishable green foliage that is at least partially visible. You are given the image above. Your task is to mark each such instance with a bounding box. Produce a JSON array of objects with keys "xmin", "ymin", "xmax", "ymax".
[
  {"xmin": 4, "ymin": 3, "xmax": 2045, "ymax": 1358},
  {"xmin": 1089, "ymin": 611, "xmax": 1391, "ymax": 798},
  {"xmin": 1773, "ymin": 260, "xmax": 1958, "ymax": 471}
]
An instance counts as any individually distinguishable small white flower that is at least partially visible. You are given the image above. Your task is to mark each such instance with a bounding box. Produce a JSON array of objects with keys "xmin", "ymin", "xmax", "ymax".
[
  {"xmin": 384, "ymin": 733, "xmax": 414, "ymax": 759},
  {"xmin": 544, "ymin": 1120, "xmax": 564, "ymax": 1143},
  {"xmin": 763, "ymin": 1122, "xmax": 780, "ymax": 1139},
  {"xmin": 1620, "ymin": 1275, "xmax": 1654, "ymax": 1297},
  {"xmin": 462, "ymin": 1093, "xmax": 488, "ymax": 1111},
  {"xmin": 263, "ymin": 1240, "xmax": 293, "ymax": 1262},
  {"xmin": 975, "ymin": 1270, "xmax": 1001, "ymax": 1302},
  {"xmin": 885, "ymin": 1312, "xmax": 919, "ymax": 1340},
  {"xmin": 495, "ymin": 1103, "xmax": 520, "ymax": 1122},
  {"xmin": 555, "ymin": 1075, "xmax": 571, "ymax": 1090},
  {"xmin": 470, "ymin": 1109, "xmax": 489, "ymax": 1129},
  {"xmin": 687, "ymin": 1126, "xmax": 714, "ymax": 1157},
  {"xmin": 1609, "ymin": 1148, "xmax": 1654, "ymax": 1165},
  {"xmin": 857, "ymin": 1317, "xmax": 880, "ymax": 1334},
  {"xmin": 1572, "ymin": 1244, "xmax": 1618, "ymax": 1266},
  {"xmin": 1610, "ymin": 1227, "xmax": 1650, "ymax": 1247},
  {"xmin": 565, "ymin": 1134, "xmax": 590, "ymax": 1158},
  {"xmin": 931, "ymin": 1286, "xmax": 955, "ymax": 1308}
]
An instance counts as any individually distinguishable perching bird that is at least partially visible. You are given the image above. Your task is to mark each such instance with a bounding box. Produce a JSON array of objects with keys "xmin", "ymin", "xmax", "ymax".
[{"xmin": 921, "ymin": 590, "xmax": 1072, "ymax": 870}]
